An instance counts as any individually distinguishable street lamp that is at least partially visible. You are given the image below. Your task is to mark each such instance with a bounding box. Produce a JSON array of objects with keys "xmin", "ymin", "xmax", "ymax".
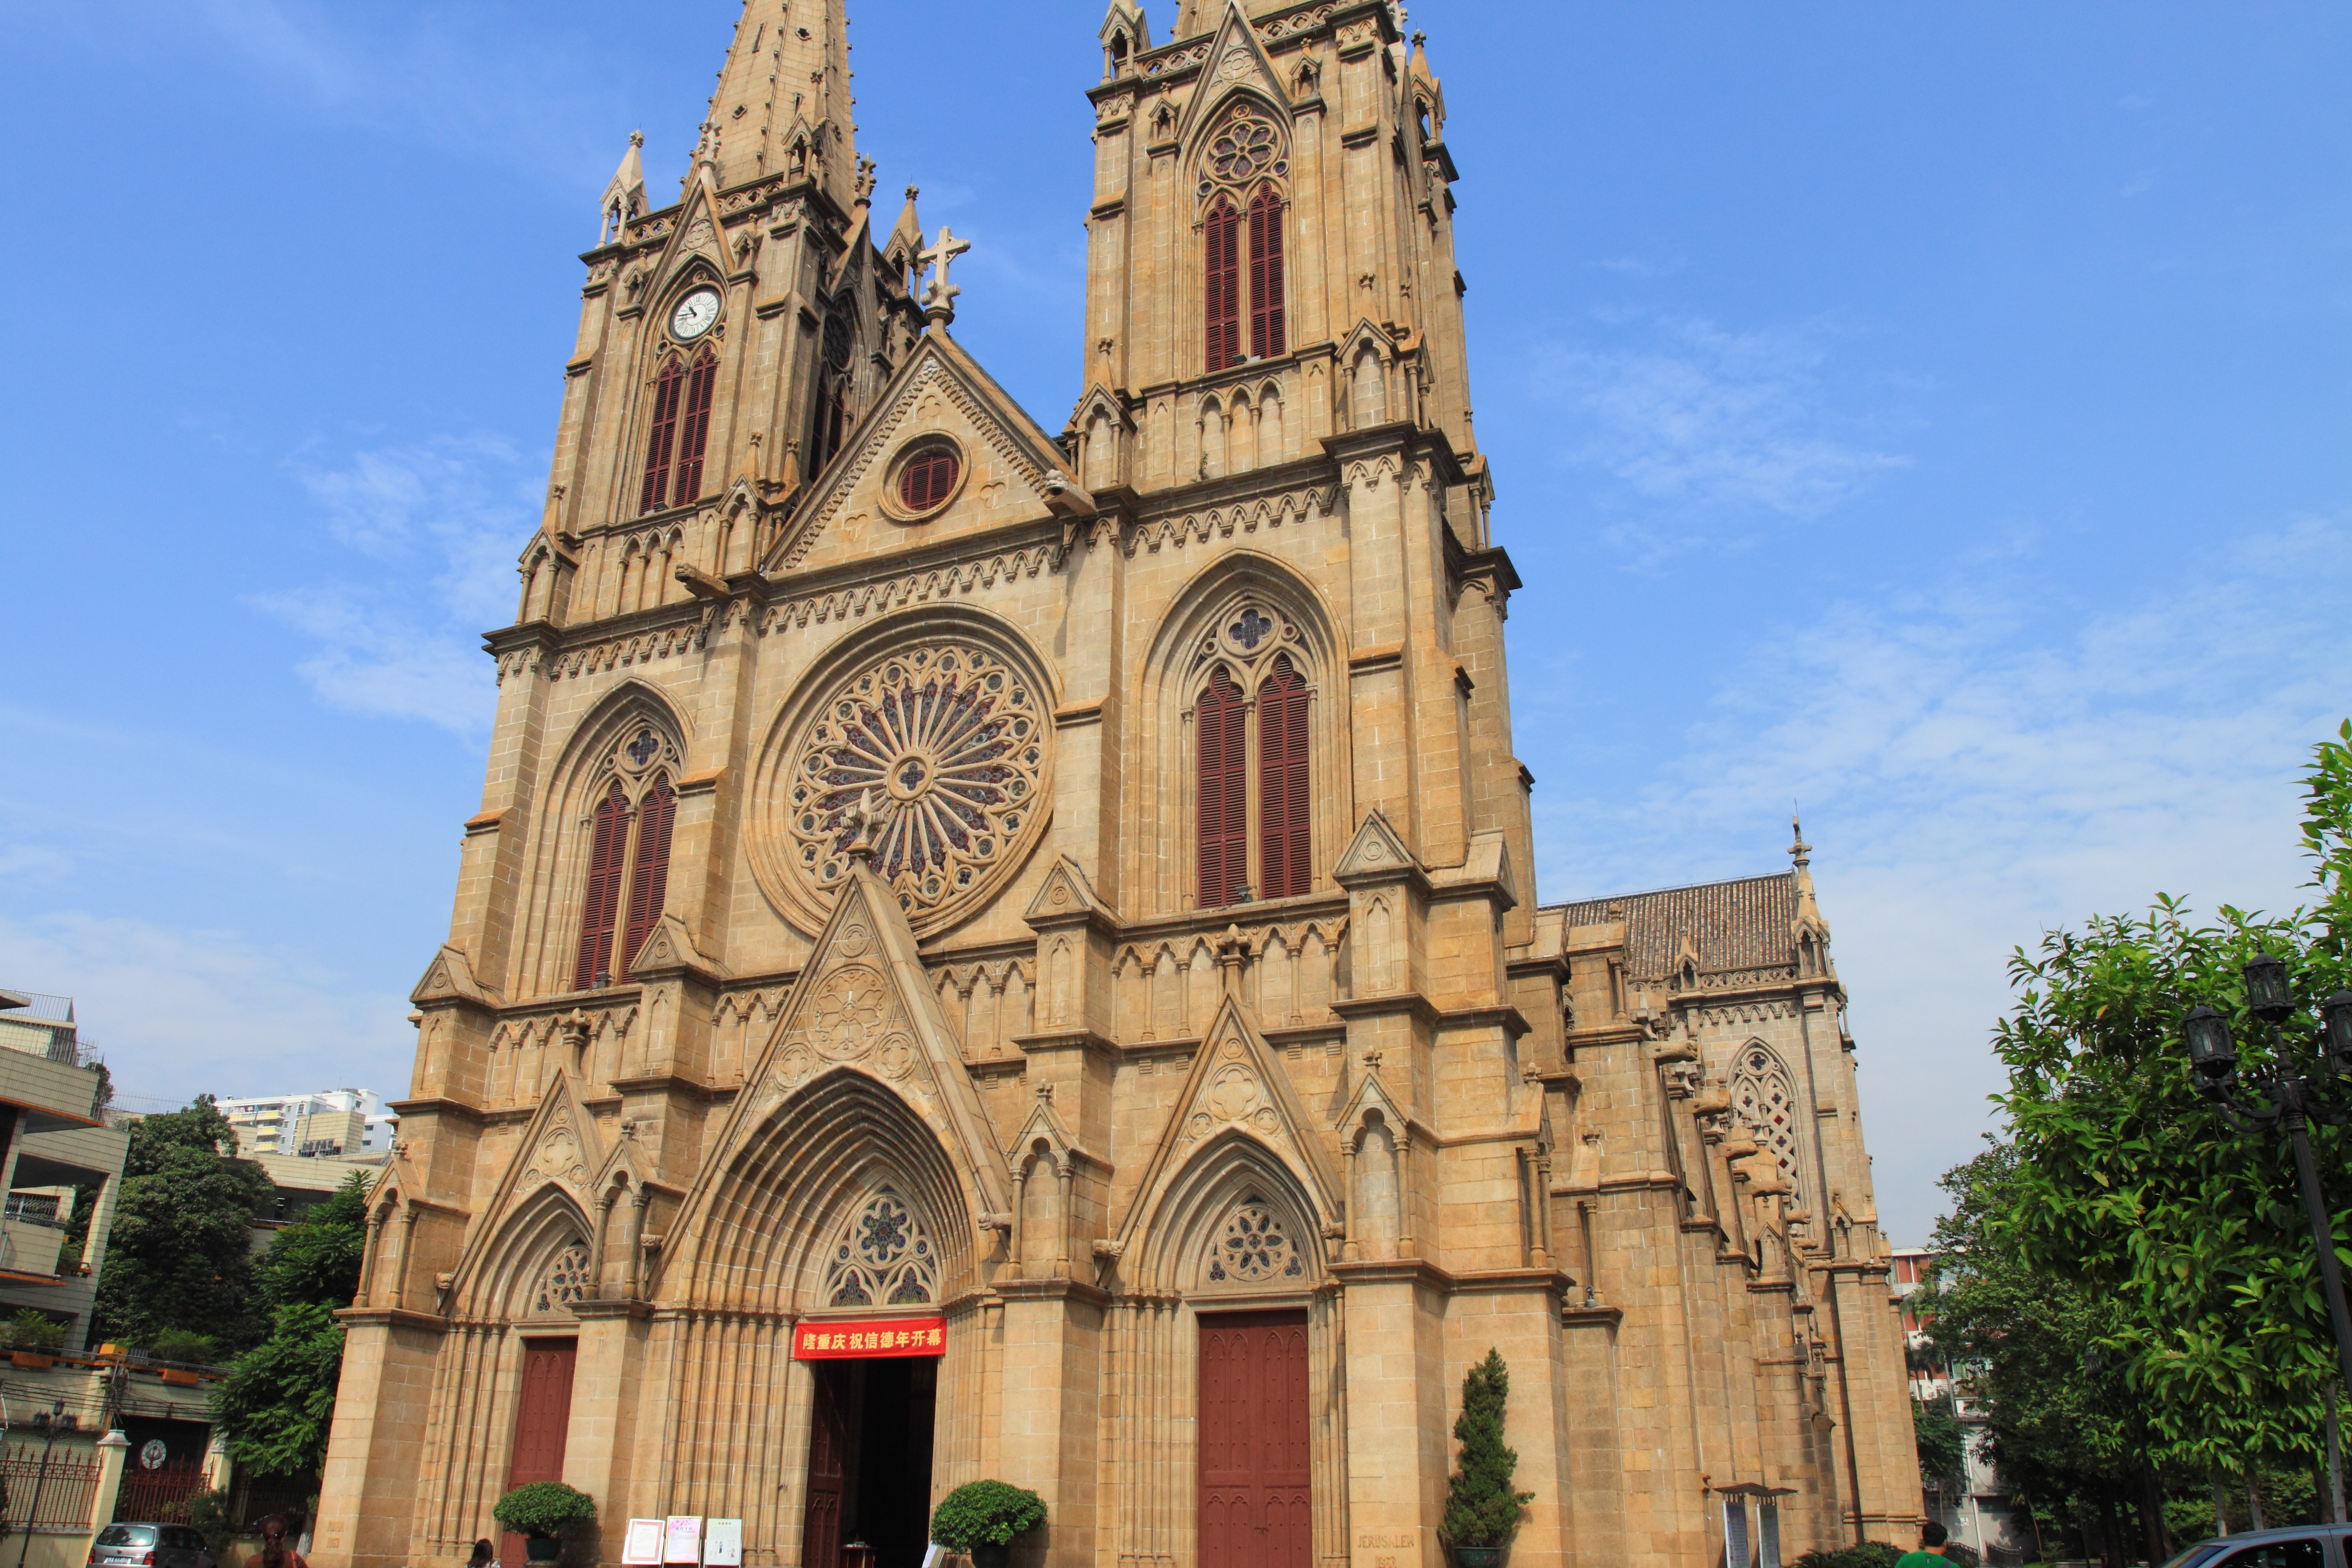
[{"xmin": 2183, "ymin": 956, "xmax": 2352, "ymax": 1419}]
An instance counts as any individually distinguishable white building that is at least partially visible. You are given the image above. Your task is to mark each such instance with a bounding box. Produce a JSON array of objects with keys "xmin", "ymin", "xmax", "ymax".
[{"xmin": 217, "ymin": 1087, "xmax": 396, "ymax": 1158}]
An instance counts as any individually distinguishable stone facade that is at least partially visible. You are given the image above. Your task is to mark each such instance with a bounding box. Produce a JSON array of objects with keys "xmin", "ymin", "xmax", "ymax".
[{"xmin": 314, "ymin": 3, "xmax": 1919, "ymax": 1568}]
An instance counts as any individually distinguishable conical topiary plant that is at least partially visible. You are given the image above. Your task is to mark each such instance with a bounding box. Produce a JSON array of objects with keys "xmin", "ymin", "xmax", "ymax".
[{"xmin": 1442, "ymin": 1349, "xmax": 1535, "ymax": 1557}]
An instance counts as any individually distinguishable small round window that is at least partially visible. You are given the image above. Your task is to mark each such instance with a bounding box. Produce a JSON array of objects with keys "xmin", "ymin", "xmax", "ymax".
[{"xmin": 898, "ymin": 449, "xmax": 959, "ymax": 514}]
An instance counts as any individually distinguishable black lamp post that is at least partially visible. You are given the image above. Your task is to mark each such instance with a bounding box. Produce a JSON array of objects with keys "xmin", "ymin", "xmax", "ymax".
[{"xmin": 2183, "ymin": 956, "xmax": 2352, "ymax": 1420}]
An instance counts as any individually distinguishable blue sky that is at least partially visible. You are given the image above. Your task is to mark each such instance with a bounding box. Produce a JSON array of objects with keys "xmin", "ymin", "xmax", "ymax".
[{"xmin": 1, "ymin": 1, "xmax": 2346, "ymax": 1246}]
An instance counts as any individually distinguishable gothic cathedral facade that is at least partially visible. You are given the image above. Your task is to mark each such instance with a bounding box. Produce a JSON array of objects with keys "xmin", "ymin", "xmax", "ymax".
[{"xmin": 316, "ymin": 4, "xmax": 1920, "ymax": 1567}]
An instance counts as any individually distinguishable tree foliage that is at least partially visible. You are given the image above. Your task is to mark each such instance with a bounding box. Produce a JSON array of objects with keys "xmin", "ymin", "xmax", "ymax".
[
  {"xmin": 211, "ymin": 1171, "xmax": 373, "ymax": 1475},
  {"xmin": 92, "ymin": 1095, "xmax": 273, "ymax": 1352},
  {"xmin": 1442, "ymin": 1349, "xmax": 1535, "ymax": 1548},
  {"xmin": 1927, "ymin": 717, "xmax": 2352, "ymax": 1544},
  {"xmin": 1912, "ymin": 1394, "xmax": 1967, "ymax": 1495}
]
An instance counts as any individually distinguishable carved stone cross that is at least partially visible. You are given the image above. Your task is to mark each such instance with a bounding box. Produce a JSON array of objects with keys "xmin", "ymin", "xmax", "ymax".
[{"xmin": 919, "ymin": 224, "xmax": 973, "ymax": 323}]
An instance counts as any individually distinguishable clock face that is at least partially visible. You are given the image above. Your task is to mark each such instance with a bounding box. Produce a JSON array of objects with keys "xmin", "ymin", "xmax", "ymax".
[{"xmin": 670, "ymin": 288, "xmax": 721, "ymax": 340}]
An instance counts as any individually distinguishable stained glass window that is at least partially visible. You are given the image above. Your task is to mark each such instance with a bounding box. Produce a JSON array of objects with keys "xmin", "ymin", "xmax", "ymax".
[
  {"xmin": 533, "ymin": 1240, "xmax": 593, "ymax": 1314},
  {"xmin": 822, "ymin": 1186, "xmax": 937, "ymax": 1308},
  {"xmin": 1204, "ymin": 1200, "xmax": 1304, "ymax": 1286}
]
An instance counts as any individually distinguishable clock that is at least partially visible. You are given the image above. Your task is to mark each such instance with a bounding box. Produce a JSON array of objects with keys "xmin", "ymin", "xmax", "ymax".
[{"xmin": 669, "ymin": 287, "xmax": 721, "ymax": 341}]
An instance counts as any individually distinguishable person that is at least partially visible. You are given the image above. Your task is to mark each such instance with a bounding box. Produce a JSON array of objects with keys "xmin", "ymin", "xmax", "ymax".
[
  {"xmin": 257, "ymin": 1515, "xmax": 310, "ymax": 1568},
  {"xmin": 1896, "ymin": 1520, "xmax": 1950, "ymax": 1567},
  {"xmin": 469, "ymin": 1539, "xmax": 497, "ymax": 1568}
]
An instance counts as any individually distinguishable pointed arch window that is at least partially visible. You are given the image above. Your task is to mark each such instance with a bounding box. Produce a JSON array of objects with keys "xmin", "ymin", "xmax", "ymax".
[
  {"xmin": 573, "ymin": 780, "xmax": 632, "ymax": 990},
  {"xmin": 638, "ymin": 348, "xmax": 718, "ymax": 513},
  {"xmin": 1730, "ymin": 1043, "xmax": 1807, "ymax": 1203},
  {"xmin": 1197, "ymin": 666, "xmax": 1249, "ymax": 907},
  {"xmin": 1204, "ymin": 196, "xmax": 1242, "ymax": 374},
  {"xmin": 619, "ymin": 776, "xmax": 677, "ymax": 981},
  {"xmin": 823, "ymin": 1187, "xmax": 938, "ymax": 1308},
  {"xmin": 1248, "ymin": 187, "xmax": 1286, "ymax": 361},
  {"xmin": 1258, "ymin": 654, "xmax": 1310, "ymax": 899}
]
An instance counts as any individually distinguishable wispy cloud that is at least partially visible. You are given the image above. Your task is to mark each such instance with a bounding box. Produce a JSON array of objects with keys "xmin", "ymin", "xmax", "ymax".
[
  {"xmin": 1534, "ymin": 515, "xmax": 2352, "ymax": 1246},
  {"xmin": 251, "ymin": 436, "xmax": 539, "ymax": 734},
  {"xmin": 0, "ymin": 911, "xmax": 414, "ymax": 1107},
  {"xmin": 1530, "ymin": 314, "xmax": 1911, "ymax": 566}
]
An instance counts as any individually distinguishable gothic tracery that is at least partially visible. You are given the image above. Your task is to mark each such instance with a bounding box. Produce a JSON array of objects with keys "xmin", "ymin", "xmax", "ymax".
[{"xmin": 822, "ymin": 1186, "xmax": 938, "ymax": 1308}]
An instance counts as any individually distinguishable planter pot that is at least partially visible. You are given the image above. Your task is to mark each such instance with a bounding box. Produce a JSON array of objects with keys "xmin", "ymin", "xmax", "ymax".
[
  {"xmin": 10, "ymin": 1352, "xmax": 53, "ymax": 1369},
  {"xmin": 159, "ymin": 1369, "xmax": 201, "ymax": 1386},
  {"xmin": 1446, "ymin": 1549, "xmax": 1503, "ymax": 1568},
  {"xmin": 524, "ymin": 1538, "xmax": 563, "ymax": 1564},
  {"xmin": 968, "ymin": 1545, "xmax": 1012, "ymax": 1568}
]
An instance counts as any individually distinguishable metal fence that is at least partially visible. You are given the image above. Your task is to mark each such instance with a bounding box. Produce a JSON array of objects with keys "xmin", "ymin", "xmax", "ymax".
[
  {"xmin": 0, "ymin": 1442, "xmax": 104, "ymax": 1531},
  {"xmin": 232, "ymin": 1474, "xmax": 315, "ymax": 1533},
  {"xmin": 113, "ymin": 1456, "xmax": 206, "ymax": 1523}
]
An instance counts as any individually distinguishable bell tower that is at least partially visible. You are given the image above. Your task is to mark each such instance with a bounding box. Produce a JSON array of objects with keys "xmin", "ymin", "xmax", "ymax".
[{"xmin": 1075, "ymin": 0, "xmax": 1524, "ymax": 907}]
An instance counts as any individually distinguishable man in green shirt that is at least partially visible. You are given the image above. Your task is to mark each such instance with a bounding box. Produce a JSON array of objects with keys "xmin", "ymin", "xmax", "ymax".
[{"xmin": 1896, "ymin": 1521, "xmax": 1950, "ymax": 1568}]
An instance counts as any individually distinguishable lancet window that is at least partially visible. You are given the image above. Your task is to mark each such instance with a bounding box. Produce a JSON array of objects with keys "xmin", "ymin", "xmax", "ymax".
[
  {"xmin": 1194, "ymin": 606, "xmax": 1314, "ymax": 908},
  {"xmin": 571, "ymin": 726, "xmax": 684, "ymax": 990},
  {"xmin": 1730, "ymin": 1042, "xmax": 1806, "ymax": 1202},
  {"xmin": 638, "ymin": 347, "xmax": 718, "ymax": 513},
  {"xmin": 822, "ymin": 1186, "xmax": 938, "ymax": 1309},
  {"xmin": 1198, "ymin": 107, "xmax": 1287, "ymax": 370}
]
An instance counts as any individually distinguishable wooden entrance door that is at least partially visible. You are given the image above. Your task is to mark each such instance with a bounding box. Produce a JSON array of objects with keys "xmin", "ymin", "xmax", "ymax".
[
  {"xmin": 802, "ymin": 1365, "xmax": 848, "ymax": 1568},
  {"xmin": 502, "ymin": 1338, "xmax": 578, "ymax": 1567},
  {"xmin": 1198, "ymin": 1311, "xmax": 1311, "ymax": 1568}
]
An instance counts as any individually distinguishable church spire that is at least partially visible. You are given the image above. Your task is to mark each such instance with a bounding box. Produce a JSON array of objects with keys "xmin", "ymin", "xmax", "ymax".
[
  {"xmin": 691, "ymin": 0, "xmax": 860, "ymax": 213},
  {"xmin": 598, "ymin": 130, "xmax": 647, "ymax": 245}
]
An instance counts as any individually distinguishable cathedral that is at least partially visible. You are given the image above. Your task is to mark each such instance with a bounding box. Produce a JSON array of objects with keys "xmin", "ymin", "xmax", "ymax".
[{"xmin": 315, "ymin": 4, "xmax": 1920, "ymax": 1567}]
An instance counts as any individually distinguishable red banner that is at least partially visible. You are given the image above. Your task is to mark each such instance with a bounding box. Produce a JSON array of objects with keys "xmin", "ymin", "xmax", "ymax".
[{"xmin": 792, "ymin": 1316, "xmax": 946, "ymax": 1360}]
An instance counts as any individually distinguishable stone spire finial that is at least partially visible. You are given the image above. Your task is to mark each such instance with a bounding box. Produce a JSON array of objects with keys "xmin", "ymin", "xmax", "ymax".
[
  {"xmin": 845, "ymin": 788, "xmax": 882, "ymax": 864},
  {"xmin": 918, "ymin": 224, "xmax": 973, "ymax": 327},
  {"xmin": 599, "ymin": 130, "xmax": 648, "ymax": 245},
  {"xmin": 1789, "ymin": 810, "xmax": 1811, "ymax": 871}
]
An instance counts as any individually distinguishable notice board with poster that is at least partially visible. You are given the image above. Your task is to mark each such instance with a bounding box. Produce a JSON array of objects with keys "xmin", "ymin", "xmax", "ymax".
[
  {"xmin": 622, "ymin": 1521, "xmax": 664, "ymax": 1566},
  {"xmin": 702, "ymin": 1520, "xmax": 742, "ymax": 1567}
]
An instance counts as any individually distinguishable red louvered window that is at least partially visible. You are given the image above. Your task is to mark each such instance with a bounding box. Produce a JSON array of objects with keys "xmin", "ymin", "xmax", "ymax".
[
  {"xmin": 1258, "ymin": 654, "xmax": 1310, "ymax": 898},
  {"xmin": 619, "ymin": 776, "xmax": 677, "ymax": 981},
  {"xmin": 638, "ymin": 356, "xmax": 686, "ymax": 514},
  {"xmin": 1196, "ymin": 667, "xmax": 1248, "ymax": 908},
  {"xmin": 573, "ymin": 779, "xmax": 632, "ymax": 989},
  {"xmin": 1248, "ymin": 188, "xmax": 1286, "ymax": 361},
  {"xmin": 1205, "ymin": 196, "xmax": 1242, "ymax": 372},
  {"xmin": 672, "ymin": 349, "xmax": 719, "ymax": 505},
  {"xmin": 898, "ymin": 448, "xmax": 959, "ymax": 512}
]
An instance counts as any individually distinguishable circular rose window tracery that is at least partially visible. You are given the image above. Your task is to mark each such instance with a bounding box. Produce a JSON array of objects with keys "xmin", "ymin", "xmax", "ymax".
[{"xmin": 781, "ymin": 640, "xmax": 1049, "ymax": 927}]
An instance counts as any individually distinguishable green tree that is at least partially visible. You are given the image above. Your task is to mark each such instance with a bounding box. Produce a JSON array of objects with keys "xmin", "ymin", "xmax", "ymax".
[
  {"xmin": 1952, "ymin": 722, "xmax": 2352, "ymax": 1546},
  {"xmin": 91, "ymin": 1096, "xmax": 274, "ymax": 1352},
  {"xmin": 1913, "ymin": 1393, "xmax": 1966, "ymax": 1497},
  {"xmin": 211, "ymin": 1170, "xmax": 374, "ymax": 1476},
  {"xmin": 1442, "ymin": 1349, "xmax": 1534, "ymax": 1549}
]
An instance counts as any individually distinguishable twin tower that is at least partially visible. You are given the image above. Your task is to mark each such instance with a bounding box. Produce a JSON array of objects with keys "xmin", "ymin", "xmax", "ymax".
[{"xmin": 315, "ymin": 5, "xmax": 1920, "ymax": 1568}]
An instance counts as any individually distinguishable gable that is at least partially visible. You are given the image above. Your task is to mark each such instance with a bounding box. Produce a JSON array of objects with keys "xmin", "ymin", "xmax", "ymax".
[{"xmin": 767, "ymin": 333, "xmax": 1080, "ymax": 578}]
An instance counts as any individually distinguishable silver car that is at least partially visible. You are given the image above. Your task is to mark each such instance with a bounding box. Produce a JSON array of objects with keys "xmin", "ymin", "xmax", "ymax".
[
  {"xmin": 2162, "ymin": 1525, "xmax": 2352, "ymax": 1568},
  {"xmin": 88, "ymin": 1524, "xmax": 217, "ymax": 1568}
]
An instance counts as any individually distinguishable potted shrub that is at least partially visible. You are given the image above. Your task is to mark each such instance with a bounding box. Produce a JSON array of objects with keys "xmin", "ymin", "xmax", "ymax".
[
  {"xmin": 9, "ymin": 1309, "xmax": 65, "ymax": 1367},
  {"xmin": 492, "ymin": 1482, "xmax": 597, "ymax": 1564},
  {"xmin": 1440, "ymin": 1350, "xmax": 1534, "ymax": 1568},
  {"xmin": 930, "ymin": 1480, "xmax": 1047, "ymax": 1568},
  {"xmin": 147, "ymin": 1329, "xmax": 214, "ymax": 1382}
]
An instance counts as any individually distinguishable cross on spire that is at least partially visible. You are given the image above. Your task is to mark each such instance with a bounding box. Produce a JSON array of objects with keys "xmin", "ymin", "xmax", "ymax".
[{"xmin": 919, "ymin": 224, "xmax": 973, "ymax": 325}]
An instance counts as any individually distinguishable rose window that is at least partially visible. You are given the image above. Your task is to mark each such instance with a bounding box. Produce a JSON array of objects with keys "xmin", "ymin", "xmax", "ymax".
[
  {"xmin": 783, "ymin": 642, "xmax": 1048, "ymax": 924},
  {"xmin": 1205, "ymin": 1201, "xmax": 1303, "ymax": 1285},
  {"xmin": 823, "ymin": 1187, "xmax": 938, "ymax": 1308},
  {"xmin": 532, "ymin": 1240, "xmax": 593, "ymax": 1314},
  {"xmin": 1208, "ymin": 116, "xmax": 1281, "ymax": 185}
]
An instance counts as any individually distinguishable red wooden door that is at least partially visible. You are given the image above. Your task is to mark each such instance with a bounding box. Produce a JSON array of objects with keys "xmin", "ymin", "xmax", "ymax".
[
  {"xmin": 1198, "ymin": 1312, "xmax": 1311, "ymax": 1568},
  {"xmin": 503, "ymin": 1338, "xmax": 578, "ymax": 1566},
  {"xmin": 802, "ymin": 1366, "xmax": 847, "ymax": 1568}
]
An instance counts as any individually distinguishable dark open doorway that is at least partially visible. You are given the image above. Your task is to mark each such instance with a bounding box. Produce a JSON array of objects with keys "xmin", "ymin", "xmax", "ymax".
[{"xmin": 804, "ymin": 1358, "xmax": 937, "ymax": 1568}]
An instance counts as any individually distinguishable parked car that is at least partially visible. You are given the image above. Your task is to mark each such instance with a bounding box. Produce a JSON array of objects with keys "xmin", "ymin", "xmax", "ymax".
[
  {"xmin": 2162, "ymin": 1525, "xmax": 2352, "ymax": 1568},
  {"xmin": 89, "ymin": 1524, "xmax": 215, "ymax": 1568}
]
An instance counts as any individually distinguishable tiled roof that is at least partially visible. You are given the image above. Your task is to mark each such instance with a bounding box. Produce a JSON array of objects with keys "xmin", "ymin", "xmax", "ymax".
[{"xmin": 1549, "ymin": 871, "xmax": 1798, "ymax": 981}]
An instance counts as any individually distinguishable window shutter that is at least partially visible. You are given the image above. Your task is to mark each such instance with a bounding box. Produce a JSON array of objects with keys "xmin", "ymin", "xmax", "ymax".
[
  {"xmin": 673, "ymin": 350, "xmax": 719, "ymax": 504},
  {"xmin": 638, "ymin": 356, "xmax": 686, "ymax": 513},
  {"xmin": 1258, "ymin": 655, "xmax": 1310, "ymax": 898},
  {"xmin": 620, "ymin": 776, "xmax": 678, "ymax": 981},
  {"xmin": 1249, "ymin": 190, "xmax": 1286, "ymax": 360},
  {"xmin": 1196, "ymin": 668, "xmax": 1248, "ymax": 907},
  {"xmin": 1205, "ymin": 198, "xmax": 1241, "ymax": 372},
  {"xmin": 573, "ymin": 780, "xmax": 632, "ymax": 989}
]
